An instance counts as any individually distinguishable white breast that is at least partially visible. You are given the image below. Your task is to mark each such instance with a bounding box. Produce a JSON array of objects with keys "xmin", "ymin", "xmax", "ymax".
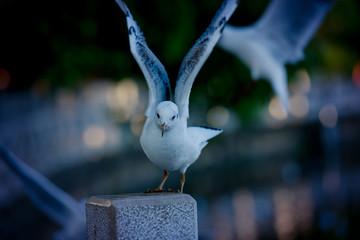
[{"xmin": 140, "ymin": 120, "xmax": 189, "ymax": 172}]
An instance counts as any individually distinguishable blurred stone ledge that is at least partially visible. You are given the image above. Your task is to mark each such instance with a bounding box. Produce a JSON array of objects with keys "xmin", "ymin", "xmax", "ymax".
[{"xmin": 86, "ymin": 193, "xmax": 198, "ymax": 240}]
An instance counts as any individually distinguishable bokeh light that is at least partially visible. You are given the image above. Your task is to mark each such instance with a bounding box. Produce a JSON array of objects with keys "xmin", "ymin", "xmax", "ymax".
[
  {"xmin": 83, "ymin": 125, "xmax": 107, "ymax": 149},
  {"xmin": 273, "ymin": 188, "xmax": 296, "ymax": 240},
  {"xmin": 319, "ymin": 104, "xmax": 338, "ymax": 128},
  {"xmin": 0, "ymin": 68, "xmax": 11, "ymax": 90},
  {"xmin": 289, "ymin": 94, "xmax": 309, "ymax": 118},
  {"xmin": 268, "ymin": 96, "xmax": 288, "ymax": 120},
  {"xmin": 232, "ymin": 190, "xmax": 257, "ymax": 240},
  {"xmin": 106, "ymin": 78, "xmax": 139, "ymax": 122},
  {"xmin": 207, "ymin": 106, "xmax": 230, "ymax": 128},
  {"xmin": 290, "ymin": 69, "xmax": 311, "ymax": 94},
  {"xmin": 295, "ymin": 185, "xmax": 314, "ymax": 233},
  {"xmin": 130, "ymin": 114, "xmax": 146, "ymax": 136}
]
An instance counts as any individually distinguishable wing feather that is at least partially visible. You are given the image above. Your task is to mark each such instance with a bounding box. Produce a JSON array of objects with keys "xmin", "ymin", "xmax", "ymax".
[
  {"xmin": 0, "ymin": 145, "xmax": 84, "ymax": 239},
  {"xmin": 115, "ymin": 0, "xmax": 171, "ymax": 119},
  {"xmin": 218, "ymin": 0, "xmax": 337, "ymax": 111},
  {"xmin": 253, "ymin": 0, "xmax": 338, "ymax": 63},
  {"xmin": 174, "ymin": 0, "xmax": 239, "ymax": 122}
]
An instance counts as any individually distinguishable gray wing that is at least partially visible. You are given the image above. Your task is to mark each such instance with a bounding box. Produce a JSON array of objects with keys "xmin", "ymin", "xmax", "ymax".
[
  {"xmin": 253, "ymin": 0, "xmax": 338, "ymax": 63},
  {"xmin": 115, "ymin": 0, "xmax": 171, "ymax": 119},
  {"xmin": 0, "ymin": 145, "xmax": 85, "ymax": 240},
  {"xmin": 217, "ymin": 0, "xmax": 337, "ymax": 111},
  {"xmin": 174, "ymin": 0, "xmax": 239, "ymax": 122}
]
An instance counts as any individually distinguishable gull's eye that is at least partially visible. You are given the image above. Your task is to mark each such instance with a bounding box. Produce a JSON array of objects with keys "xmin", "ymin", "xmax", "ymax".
[
  {"xmin": 171, "ymin": 115, "xmax": 175, "ymax": 120},
  {"xmin": 157, "ymin": 113, "xmax": 160, "ymax": 118}
]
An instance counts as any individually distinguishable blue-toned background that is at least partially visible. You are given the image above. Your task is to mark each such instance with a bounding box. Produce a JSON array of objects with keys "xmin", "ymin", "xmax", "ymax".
[{"xmin": 0, "ymin": 0, "xmax": 359, "ymax": 239}]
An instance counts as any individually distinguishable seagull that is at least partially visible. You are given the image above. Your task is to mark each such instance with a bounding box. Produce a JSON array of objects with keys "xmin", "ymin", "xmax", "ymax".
[
  {"xmin": 0, "ymin": 145, "xmax": 85, "ymax": 240},
  {"xmin": 217, "ymin": 0, "xmax": 338, "ymax": 111},
  {"xmin": 115, "ymin": 0, "xmax": 239, "ymax": 193}
]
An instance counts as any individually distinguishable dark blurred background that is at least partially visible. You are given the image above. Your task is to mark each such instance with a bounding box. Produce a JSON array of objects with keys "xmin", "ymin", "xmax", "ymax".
[{"xmin": 0, "ymin": 0, "xmax": 359, "ymax": 239}]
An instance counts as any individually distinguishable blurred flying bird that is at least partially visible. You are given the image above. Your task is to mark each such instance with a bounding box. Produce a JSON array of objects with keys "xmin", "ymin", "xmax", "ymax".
[
  {"xmin": 115, "ymin": 0, "xmax": 239, "ymax": 192},
  {"xmin": 0, "ymin": 145, "xmax": 85, "ymax": 240},
  {"xmin": 218, "ymin": 0, "xmax": 338, "ymax": 111}
]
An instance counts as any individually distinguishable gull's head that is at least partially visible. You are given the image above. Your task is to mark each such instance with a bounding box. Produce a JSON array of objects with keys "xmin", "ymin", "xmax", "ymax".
[{"xmin": 155, "ymin": 101, "xmax": 179, "ymax": 137}]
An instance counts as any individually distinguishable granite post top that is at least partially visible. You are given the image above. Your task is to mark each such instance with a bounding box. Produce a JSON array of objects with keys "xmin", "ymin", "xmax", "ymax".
[
  {"xmin": 86, "ymin": 193, "xmax": 196, "ymax": 207},
  {"xmin": 86, "ymin": 192, "xmax": 198, "ymax": 239}
]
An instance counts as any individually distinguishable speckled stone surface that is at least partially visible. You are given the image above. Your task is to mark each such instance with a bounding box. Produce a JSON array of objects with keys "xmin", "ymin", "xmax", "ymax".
[{"xmin": 86, "ymin": 193, "xmax": 198, "ymax": 240}]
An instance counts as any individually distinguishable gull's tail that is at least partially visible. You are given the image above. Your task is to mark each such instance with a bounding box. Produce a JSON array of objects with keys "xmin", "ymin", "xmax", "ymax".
[
  {"xmin": 0, "ymin": 145, "xmax": 85, "ymax": 240},
  {"xmin": 188, "ymin": 126, "xmax": 223, "ymax": 149}
]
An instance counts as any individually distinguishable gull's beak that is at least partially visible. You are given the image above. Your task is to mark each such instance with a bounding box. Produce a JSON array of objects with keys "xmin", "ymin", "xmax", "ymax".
[{"xmin": 161, "ymin": 123, "xmax": 166, "ymax": 137}]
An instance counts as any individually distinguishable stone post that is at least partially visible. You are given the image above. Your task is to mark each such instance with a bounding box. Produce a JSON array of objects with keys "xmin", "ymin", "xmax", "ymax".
[{"xmin": 86, "ymin": 193, "xmax": 198, "ymax": 239}]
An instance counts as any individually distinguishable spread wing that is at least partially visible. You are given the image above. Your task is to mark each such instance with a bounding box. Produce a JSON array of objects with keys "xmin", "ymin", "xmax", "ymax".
[
  {"xmin": 253, "ymin": 0, "xmax": 338, "ymax": 63},
  {"xmin": 0, "ymin": 145, "xmax": 85, "ymax": 240},
  {"xmin": 174, "ymin": 0, "xmax": 239, "ymax": 123},
  {"xmin": 115, "ymin": 0, "xmax": 171, "ymax": 119},
  {"xmin": 218, "ymin": 0, "xmax": 337, "ymax": 110}
]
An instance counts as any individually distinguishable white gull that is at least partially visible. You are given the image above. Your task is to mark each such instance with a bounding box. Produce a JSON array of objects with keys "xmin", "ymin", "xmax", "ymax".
[{"xmin": 115, "ymin": 0, "xmax": 239, "ymax": 192}]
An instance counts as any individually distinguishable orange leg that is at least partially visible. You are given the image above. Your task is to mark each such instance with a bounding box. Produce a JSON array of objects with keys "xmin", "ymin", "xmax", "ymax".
[
  {"xmin": 157, "ymin": 170, "xmax": 169, "ymax": 190},
  {"xmin": 180, "ymin": 173, "xmax": 185, "ymax": 193}
]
